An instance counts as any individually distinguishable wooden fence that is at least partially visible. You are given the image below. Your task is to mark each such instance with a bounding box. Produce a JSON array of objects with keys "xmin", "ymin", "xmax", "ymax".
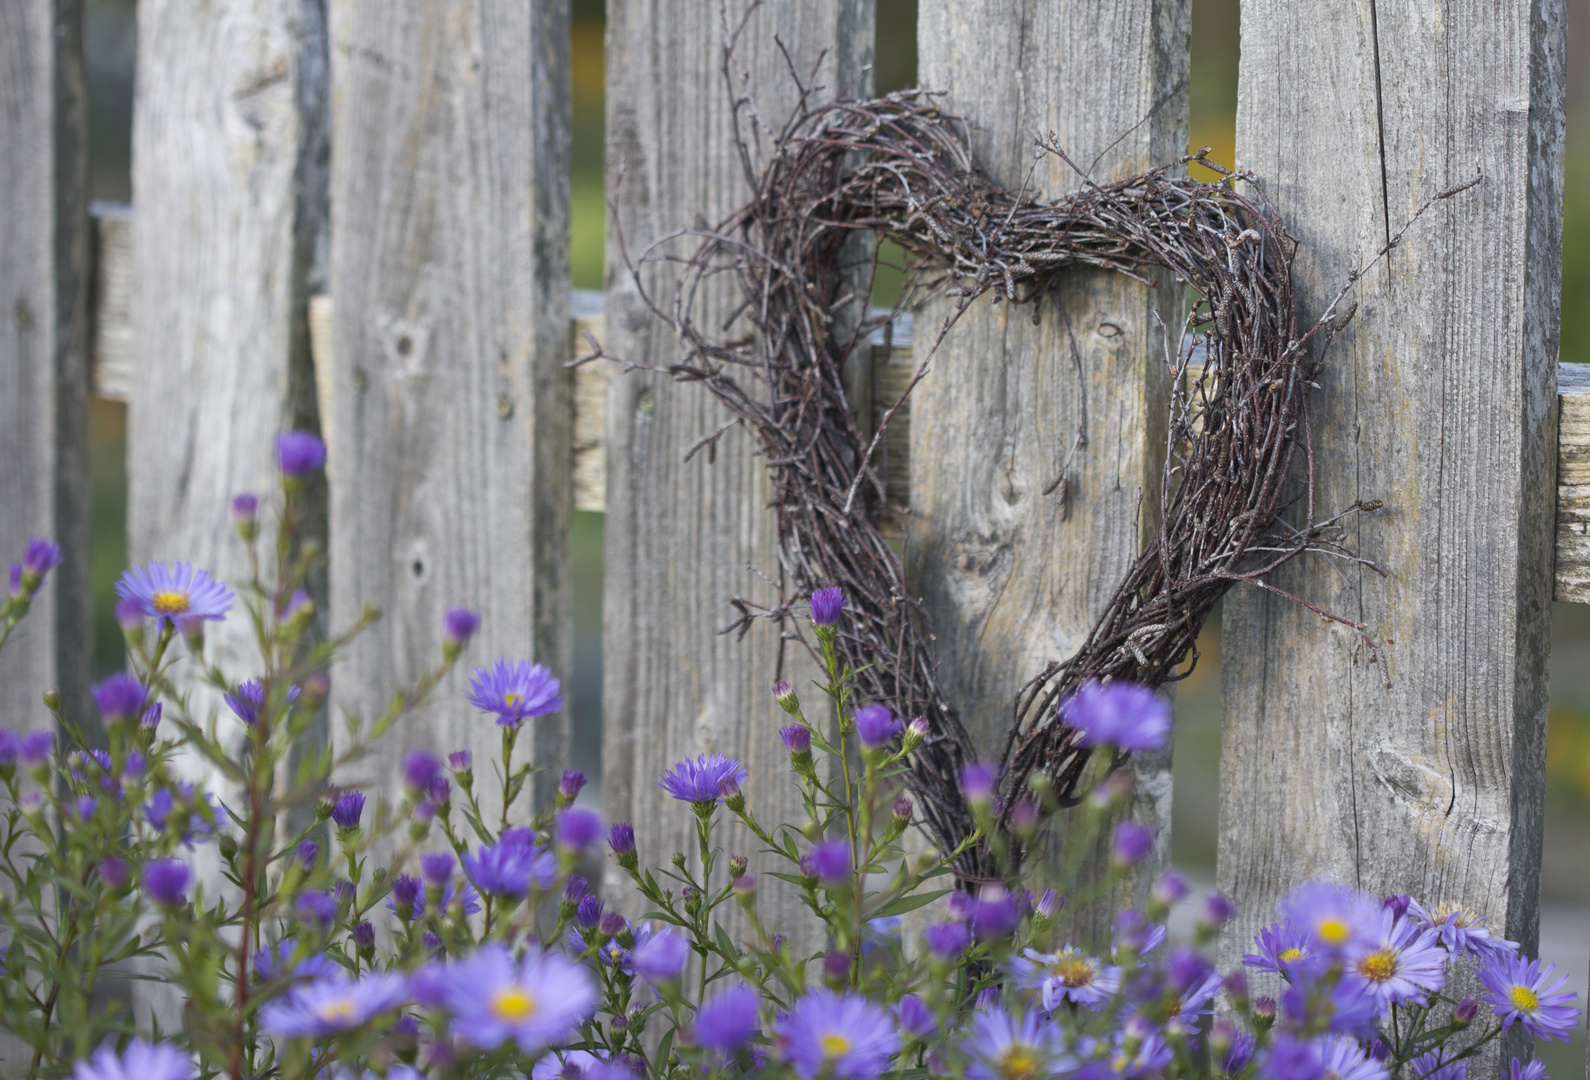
[{"xmin": 0, "ymin": 0, "xmax": 1576, "ymax": 1044}]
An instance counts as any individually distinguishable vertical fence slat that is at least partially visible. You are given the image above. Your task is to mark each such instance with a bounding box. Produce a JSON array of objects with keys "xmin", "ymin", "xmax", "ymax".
[
  {"xmin": 601, "ymin": 0, "xmax": 872, "ymax": 934},
  {"xmin": 0, "ymin": 1, "xmax": 87, "ymax": 1068},
  {"xmin": 125, "ymin": 0, "xmax": 328, "ymax": 1027},
  {"xmin": 912, "ymin": 0, "xmax": 1188, "ymax": 937},
  {"xmin": 0, "ymin": 1, "xmax": 89, "ymax": 726},
  {"xmin": 327, "ymin": 0, "xmax": 572, "ymax": 813},
  {"xmin": 1220, "ymin": 0, "xmax": 1563, "ymax": 1005}
]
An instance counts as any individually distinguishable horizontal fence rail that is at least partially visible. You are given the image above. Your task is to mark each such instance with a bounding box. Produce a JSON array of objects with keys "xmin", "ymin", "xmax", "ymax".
[{"xmin": 87, "ymin": 206, "xmax": 1590, "ymax": 603}]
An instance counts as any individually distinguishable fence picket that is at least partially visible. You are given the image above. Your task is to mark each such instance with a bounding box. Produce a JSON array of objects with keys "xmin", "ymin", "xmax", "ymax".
[
  {"xmin": 912, "ymin": 0, "xmax": 1188, "ymax": 938},
  {"xmin": 600, "ymin": 0, "xmax": 872, "ymax": 938},
  {"xmin": 1219, "ymin": 0, "xmax": 1564, "ymax": 1029},
  {"xmin": 326, "ymin": 0, "xmax": 572, "ymax": 817},
  {"xmin": 0, "ymin": 2, "xmax": 87, "ymax": 1069}
]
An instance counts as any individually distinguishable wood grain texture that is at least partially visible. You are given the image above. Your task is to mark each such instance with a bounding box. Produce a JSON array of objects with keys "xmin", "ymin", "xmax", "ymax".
[
  {"xmin": 1219, "ymin": 0, "xmax": 1564, "ymax": 1022},
  {"xmin": 601, "ymin": 0, "xmax": 871, "ymax": 942},
  {"xmin": 913, "ymin": 0, "xmax": 1187, "ymax": 938},
  {"xmin": 327, "ymin": 0, "xmax": 572, "ymax": 817},
  {"xmin": 0, "ymin": 0, "xmax": 89, "ymax": 728},
  {"xmin": 0, "ymin": 0, "xmax": 87, "ymax": 1068}
]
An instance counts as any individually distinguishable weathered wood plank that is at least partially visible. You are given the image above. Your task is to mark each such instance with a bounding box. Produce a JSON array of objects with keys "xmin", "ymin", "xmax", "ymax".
[
  {"xmin": 0, "ymin": 0, "xmax": 89, "ymax": 726},
  {"xmin": 0, "ymin": 1, "xmax": 88, "ymax": 1067},
  {"xmin": 913, "ymin": 0, "xmax": 1188, "ymax": 939},
  {"xmin": 601, "ymin": 0, "xmax": 871, "ymax": 939},
  {"xmin": 125, "ymin": 0, "xmax": 329, "ymax": 1028},
  {"xmin": 327, "ymin": 0, "xmax": 572, "ymax": 816},
  {"xmin": 1219, "ymin": 0, "xmax": 1563, "ymax": 1019}
]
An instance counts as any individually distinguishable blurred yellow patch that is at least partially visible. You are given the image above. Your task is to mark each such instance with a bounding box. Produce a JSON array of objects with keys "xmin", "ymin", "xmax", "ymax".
[{"xmin": 1547, "ymin": 701, "xmax": 1590, "ymax": 800}]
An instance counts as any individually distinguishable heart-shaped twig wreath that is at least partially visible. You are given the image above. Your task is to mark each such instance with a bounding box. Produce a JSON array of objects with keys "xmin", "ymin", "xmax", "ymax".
[{"xmin": 606, "ymin": 86, "xmax": 1472, "ymax": 884}]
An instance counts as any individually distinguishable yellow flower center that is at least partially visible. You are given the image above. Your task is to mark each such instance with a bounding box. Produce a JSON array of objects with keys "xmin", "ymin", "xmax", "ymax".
[
  {"xmin": 505, "ymin": 693, "xmax": 524, "ymax": 710},
  {"xmin": 1278, "ymin": 947, "xmax": 1304, "ymax": 963},
  {"xmin": 820, "ymin": 1033, "xmax": 852, "ymax": 1059},
  {"xmin": 1510, "ymin": 985, "xmax": 1539, "ymax": 1012},
  {"xmin": 1002, "ymin": 1049, "xmax": 1042, "ymax": 1080},
  {"xmin": 1433, "ymin": 901, "xmax": 1474, "ymax": 927},
  {"xmin": 152, "ymin": 590, "xmax": 191, "ymax": 616},
  {"xmin": 1052, "ymin": 955, "xmax": 1096, "ymax": 987},
  {"xmin": 493, "ymin": 987, "xmax": 538, "ymax": 1023},
  {"xmin": 1316, "ymin": 917, "xmax": 1351, "ymax": 946},
  {"xmin": 317, "ymin": 997, "xmax": 358, "ymax": 1023},
  {"xmin": 1357, "ymin": 948, "xmax": 1398, "ymax": 983}
]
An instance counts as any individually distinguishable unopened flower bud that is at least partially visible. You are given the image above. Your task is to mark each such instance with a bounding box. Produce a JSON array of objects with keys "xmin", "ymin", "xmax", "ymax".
[
  {"xmin": 671, "ymin": 851, "xmax": 687, "ymax": 871},
  {"xmin": 822, "ymin": 949, "xmax": 852, "ymax": 987},
  {"xmin": 773, "ymin": 680, "xmax": 800, "ymax": 714},
  {"xmin": 231, "ymin": 493, "xmax": 259, "ymax": 540},
  {"xmin": 1010, "ymin": 798, "xmax": 1040, "ymax": 836},
  {"xmin": 1453, "ymin": 998, "xmax": 1478, "ymax": 1026},
  {"xmin": 448, "ymin": 749, "xmax": 473, "ymax": 791},
  {"xmin": 608, "ymin": 822, "xmax": 637, "ymax": 870},
  {"xmin": 1198, "ymin": 892, "xmax": 1237, "ymax": 934},
  {"xmin": 682, "ymin": 885, "xmax": 702, "ymax": 915},
  {"xmin": 728, "ymin": 854, "xmax": 749, "ymax": 879},
  {"xmin": 718, "ymin": 775, "xmax": 746, "ymax": 813},
  {"xmin": 902, "ymin": 716, "xmax": 929, "ymax": 751},
  {"xmin": 1035, "ymin": 888, "xmax": 1062, "ymax": 921},
  {"xmin": 558, "ymin": 769, "xmax": 587, "ymax": 806},
  {"xmin": 610, "ymin": 1013, "xmax": 628, "ymax": 1034},
  {"xmin": 218, "ymin": 833, "xmax": 239, "ymax": 860},
  {"xmin": 41, "ymin": 688, "xmax": 62, "ymax": 713},
  {"xmin": 732, "ymin": 874, "xmax": 756, "ymax": 898},
  {"xmin": 892, "ymin": 796, "xmax": 913, "ymax": 824},
  {"xmin": 441, "ymin": 607, "xmax": 480, "ymax": 661},
  {"xmin": 1223, "ymin": 970, "xmax": 1250, "ymax": 1010},
  {"xmin": 1252, "ymin": 995, "xmax": 1277, "ymax": 1031},
  {"xmin": 114, "ymin": 598, "xmax": 145, "ymax": 646}
]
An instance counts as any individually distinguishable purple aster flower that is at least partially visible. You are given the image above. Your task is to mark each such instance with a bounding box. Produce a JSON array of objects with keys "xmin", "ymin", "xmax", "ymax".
[
  {"xmin": 297, "ymin": 891, "xmax": 338, "ymax": 929},
  {"xmin": 433, "ymin": 942, "xmax": 596, "ymax": 1052},
  {"xmin": 1407, "ymin": 898, "xmax": 1517, "ymax": 960},
  {"xmin": 252, "ymin": 940, "xmax": 337, "ymax": 982},
  {"xmin": 559, "ymin": 769, "xmax": 587, "ymax": 801},
  {"xmin": 1259, "ymin": 1033, "xmax": 1324, "ymax": 1080},
  {"xmin": 1221, "ymin": 1033, "xmax": 1257, "ymax": 1075},
  {"xmin": 444, "ymin": 607, "xmax": 481, "ymax": 648},
  {"xmin": 389, "ymin": 874, "xmax": 422, "ymax": 915},
  {"xmin": 810, "ymin": 840, "xmax": 852, "ymax": 882},
  {"xmin": 608, "ymin": 821, "xmax": 635, "ymax": 857},
  {"xmin": 12, "ymin": 539, "xmax": 62, "ymax": 599},
  {"xmin": 1478, "ymin": 950, "xmax": 1580, "ymax": 1040},
  {"xmin": 92, "ymin": 673, "xmax": 146, "ymax": 723},
  {"xmin": 409, "ymin": 880, "xmax": 481, "ymax": 919},
  {"xmin": 1279, "ymin": 881, "xmax": 1380, "ymax": 957},
  {"xmin": 557, "ymin": 807, "xmax": 603, "ymax": 850},
  {"xmin": 69, "ymin": 1039, "xmax": 193, "ymax": 1080},
  {"xmin": 224, "ymin": 679, "xmax": 300, "ymax": 726},
  {"xmin": 1346, "ymin": 908, "xmax": 1446, "ymax": 1008},
  {"xmin": 1408, "ymin": 1051, "xmax": 1465, "ymax": 1080},
  {"xmin": 19, "ymin": 729, "xmax": 53, "ymax": 766},
  {"xmin": 630, "ymin": 929, "xmax": 690, "ymax": 984},
  {"xmin": 1245, "ymin": 920, "xmax": 1317, "ymax": 974},
  {"xmin": 576, "ymin": 894, "xmax": 604, "ymax": 929},
  {"xmin": 403, "ymin": 750, "xmax": 441, "ymax": 791},
  {"xmin": 925, "ymin": 921, "xmax": 971, "ymax": 959},
  {"xmin": 960, "ymin": 1006, "xmax": 1068, "ymax": 1080},
  {"xmin": 462, "ymin": 829, "xmax": 557, "ymax": 896},
  {"xmin": 331, "ymin": 791, "xmax": 365, "ymax": 829},
  {"xmin": 276, "ymin": 431, "xmax": 327, "ymax": 476},
  {"xmin": 531, "ymin": 1051, "xmax": 606, "ymax": 1080},
  {"xmin": 142, "ymin": 859, "xmax": 190, "ymax": 906},
  {"xmin": 695, "ymin": 984, "xmax": 760, "ymax": 1052},
  {"xmin": 5, "ymin": 565, "xmax": 17, "ymax": 598},
  {"xmin": 1112, "ymin": 909, "xmax": 1165, "ymax": 955},
  {"xmin": 1008, "ymin": 945, "xmax": 1120, "ymax": 1010},
  {"xmin": 100, "ymin": 857, "xmax": 128, "ymax": 889},
  {"xmin": 449, "ymin": 749, "xmax": 473, "ymax": 771},
  {"xmin": 1279, "ymin": 964, "xmax": 1379, "ymax": 1038},
  {"xmin": 1315, "ymin": 1035, "xmax": 1387, "ymax": 1080},
  {"xmin": 351, "ymin": 921, "xmax": 376, "ymax": 950},
  {"xmin": 810, "ymin": 587, "xmax": 846, "ymax": 627},
  {"xmin": 853, "ymin": 704, "xmax": 901, "ymax": 748},
  {"xmin": 658, "ymin": 753, "xmax": 748, "ymax": 805},
  {"xmin": 1200, "ymin": 892, "xmax": 1238, "ymax": 931},
  {"xmin": 960, "ymin": 762, "xmax": 997, "ymax": 805},
  {"xmin": 780, "ymin": 724, "xmax": 812, "ymax": 754},
  {"xmin": 1111, "ymin": 821, "xmax": 1155, "ymax": 866},
  {"xmin": 466, "ymin": 658, "xmax": 565, "ymax": 726},
  {"xmin": 1060, "ymin": 680, "xmax": 1171, "ymax": 751},
  {"xmin": 894, "ymin": 994, "xmax": 935, "ymax": 1039},
  {"xmin": 231, "ymin": 493, "xmax": 258, "ymax": 527},
  {"xmin": 968, "ymin": 884, "xmax": 1020, "ymax": 940},
  {"xmin": 291, "ymin": 838, "xmax": 318, "ymax": 870},
  {"xmin": 141, "ymin": 701, "xmax": 162, "ymax": 728},
  {"xmin": 74, "ymin": 795, "xmax": 97, "ymax": 821},
  {"xmin": 0, "ymin": 730, "xmax": 16, "ymax": 768},
  {"xmin": 421, "ymin": 852, "xmax": 454, "ymax": 885},
  {"xmin": 260, "ymin": 971, "xmax": 408, "ymax": 1036},
  {"xmin": 115, "ymin": 560, "xmax": 234, "ymax": 627},
  {"xmin": 1509, "ymin": 1060, "xmax": 1548, "ymax": 1080},
  {"xmin": 776, "ymin": 989, "xmax": 899, "ymax": 1080}
]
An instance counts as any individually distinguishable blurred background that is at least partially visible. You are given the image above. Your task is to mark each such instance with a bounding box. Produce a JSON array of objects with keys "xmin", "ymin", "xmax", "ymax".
[{"xmin": 79, "ymin": 0, "xmax": 1590, "ymax": 1069}]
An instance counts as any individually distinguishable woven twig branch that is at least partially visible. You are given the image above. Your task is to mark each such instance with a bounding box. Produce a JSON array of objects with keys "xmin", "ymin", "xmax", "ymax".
[{"xmin": 616, "ymin": 87, "xmax": 1396, "ymax": 883}]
